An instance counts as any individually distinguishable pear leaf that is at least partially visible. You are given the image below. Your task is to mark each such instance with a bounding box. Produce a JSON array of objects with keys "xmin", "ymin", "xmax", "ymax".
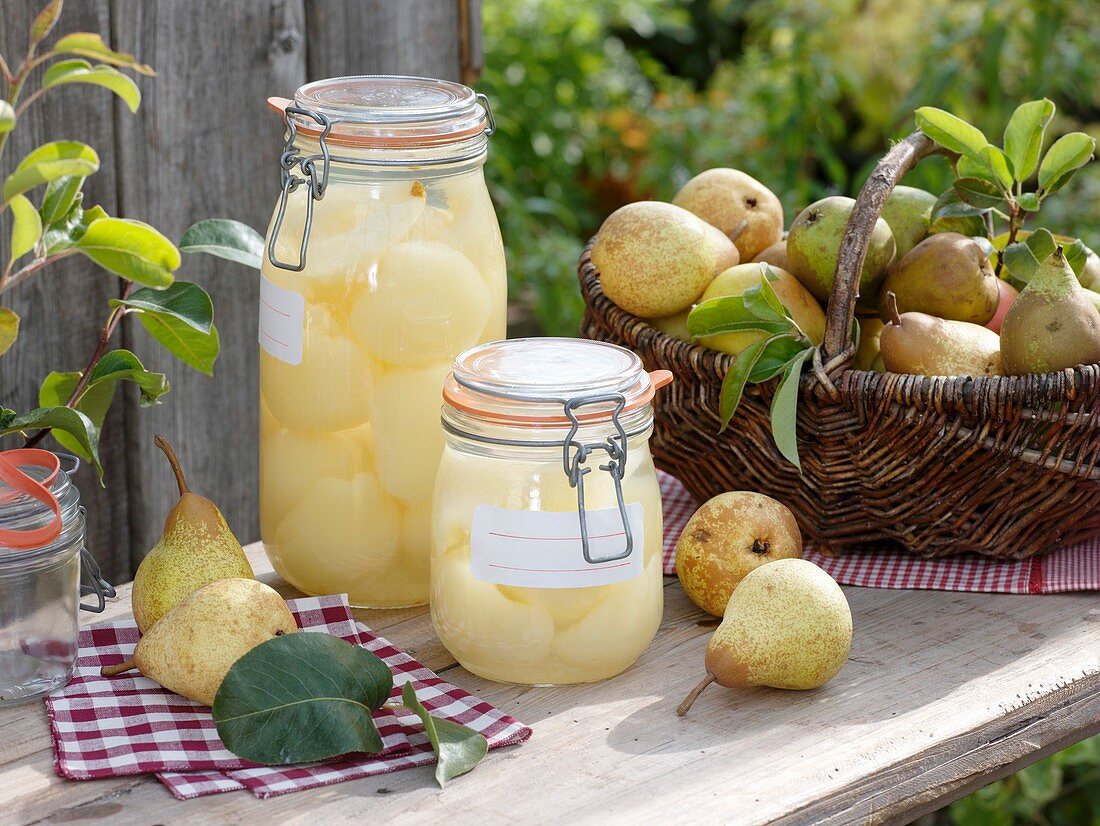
[
  {"xmin": 1038, "ymin": 132, "xmax": 1096, "ymax": 195},
  {"xmin": 30, "ymin": 0, "xmax": 63, "ymax": 46},
  {"xmin": 769, "ymin": 348, "xmax": 813, "ymax": 471},
  {"xmin": 51, "ymin": 32, "xmax": 155, "ymax": 75},
  {"xmin": 915, "ymin": 107, "xmax": 988, "ymax": 158},
  {"xmin": 2, "ymin": 140, "xmax": 99, "ymax": 201},
  {"xmin": 401, "ymin": 682, "xmax": 488, "ymax": 788},
  {"xmin": 179, "ymin": 219, "xmax": 264, "ymax": 269},
  {"xmin": 718, "ymin": 337, "xmax": 769, "ymax": 431},
  {"xmin": 39, "ymin": 175, "xmax": 85, "ymax": 227},
  {"xmin": 0, "ymin": 406, "xmax": 100, "ymax": 477},
  {"xmin": 75, "ymin": 217, "xmax": 180, "ymax": 286},
  {"xmin": 0, "ymin": 307, "xmax": 19, "ymax": 356},
  {"xmin": 8, "ymin": 195, "xmax": 43, "ymax": 270},
  {"xmin": 688, "ymin": 295, "xmax": 790, "ymax": 338},
  {"xmin": 749, "ymin": 335, "xmax": 810, "ymax": 382},
  {"xmin": 1004, "ymin": 98, "xmax": 1055, "ymax": 181},
  {"xmin": 42, "ymin": 59, "xmax": 141, "ymax": 113},
  {"xmin": 953, "ymin": 177, "xmax": 1005, "ymax": 210},
  {"xmin": 0, "ymin": 101, "xmax": 14, "ymax": 134},
  {"xmin": 213, "ymin": 632, "xmax": 393, "ymax": 765}
]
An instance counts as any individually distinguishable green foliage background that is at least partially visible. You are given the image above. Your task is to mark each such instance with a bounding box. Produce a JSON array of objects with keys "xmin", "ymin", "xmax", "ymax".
[
  {"xmin": 480, "ymin": 1, "xmax": 1100, "ymax": 820},
  {"xmin": 481, "ymin": 0, "xmax": 1100, "ymax": 335}
]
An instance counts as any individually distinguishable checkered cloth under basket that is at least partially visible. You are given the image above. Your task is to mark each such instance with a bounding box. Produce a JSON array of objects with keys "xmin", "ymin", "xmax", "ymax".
[{"xmin": 658, "ymin": 471, "xmax": 1100, "ymax": 593}]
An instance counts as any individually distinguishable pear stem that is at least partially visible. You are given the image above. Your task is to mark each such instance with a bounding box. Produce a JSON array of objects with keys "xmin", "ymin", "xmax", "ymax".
[
  {"xmin": 728, "ymin": 219, "xmax": 749, "ymax": 244},
  {"xmin": 101, "ymin": 658, "xmax": 136, "ymax": 677},
  {"xmin": 677, "ymin": 673, "xmax": 716, "ymax": 716},
  {"xmin": 154, "ymin": 434, "xmax": 190, "ymax": 496},
  {"xmin": 885, "ymin": 291, "xmax": 902, "ymax": 326}
]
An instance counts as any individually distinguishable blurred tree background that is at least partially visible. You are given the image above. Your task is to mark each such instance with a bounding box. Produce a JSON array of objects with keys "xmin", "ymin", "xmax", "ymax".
[
  {"xmin": 480, "ymin": 0, "xmax": 1100, "ymax": 336},
  {"xmin": 480, "ymin": 1, "xmax": 1100, "ymax": 822}
]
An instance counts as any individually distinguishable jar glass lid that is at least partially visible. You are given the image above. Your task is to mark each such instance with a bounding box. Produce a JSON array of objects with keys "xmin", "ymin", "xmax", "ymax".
[
  {"xmin": 443, "ymin": 338, "xmax": 671, "ymax": 425},
  {"xmin": 277, "ymin": 75, "xmax": 490, "ymax": 147}
]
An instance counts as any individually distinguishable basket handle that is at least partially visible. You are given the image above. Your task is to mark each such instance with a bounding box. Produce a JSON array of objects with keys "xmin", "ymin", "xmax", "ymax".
[{"xmin": 822, "ymin": 130, "xmax": 937, "ymax": 362}]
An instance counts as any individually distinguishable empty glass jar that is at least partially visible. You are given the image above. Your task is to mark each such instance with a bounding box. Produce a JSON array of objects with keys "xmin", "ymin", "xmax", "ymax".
[{"xmin": 0, "ymin": 450, "xmax": 112, "ymax": 705}]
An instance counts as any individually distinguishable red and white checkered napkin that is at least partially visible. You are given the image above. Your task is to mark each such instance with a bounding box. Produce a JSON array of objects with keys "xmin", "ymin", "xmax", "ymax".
[
  {"xmin": 658, "ymin": 471, "xmax": 1100, "ymax": 593},
  {"xmin": 47, "ymin": 594, "xmax": 531, "ymax": 800}
]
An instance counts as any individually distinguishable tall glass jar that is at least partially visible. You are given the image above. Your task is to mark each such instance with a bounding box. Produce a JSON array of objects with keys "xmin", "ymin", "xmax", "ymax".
[
  {"xmin": 432, "ymin": 338, "xmax": 672, "ymax": 685},
  {"xmin": 260, "ymin": 76, "xmax": 506, "ymax": 609},
  {"xmin": 0, "ymin": 450, "xmax": 112, "ymax": 705}
]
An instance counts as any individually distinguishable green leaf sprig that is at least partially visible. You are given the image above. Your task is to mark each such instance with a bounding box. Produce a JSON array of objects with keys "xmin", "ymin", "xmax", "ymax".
[
  {"xmin": 0, "ymin": 5, "xmax": 267, "ymax": 477},
  {"xmin": 212, "ymin": 632, "xmax": 489, "ymax": 788},
  {"xmin": 915, "ymin": 99, "xmax": 1096, "ymax": 286},
  {"xmin": 688, "ymin": 264, "xmax": 819, "ymax": 470}
]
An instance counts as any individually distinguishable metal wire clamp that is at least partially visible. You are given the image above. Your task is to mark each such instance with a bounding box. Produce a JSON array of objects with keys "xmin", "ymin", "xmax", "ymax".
[
  {"xmin": 267, "ymin": 105, "xmax": 333, "ymax": 271},
  {"xmin": 562, "ymin": 393, "xmax": 633, "ymax": 565}
]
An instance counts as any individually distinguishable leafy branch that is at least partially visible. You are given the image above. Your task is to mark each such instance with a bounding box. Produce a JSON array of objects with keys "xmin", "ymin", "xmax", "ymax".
[
  {"xmin": 916, "ymin": 99, "xmax": 1096, "ymax": 284},
  {"xmin": 688, "ymin": 264, "xmax": 824, "ymax": 470},
  {"xmin": 0, "ymin": 1, "xmax": 260, "ymax": 480}
]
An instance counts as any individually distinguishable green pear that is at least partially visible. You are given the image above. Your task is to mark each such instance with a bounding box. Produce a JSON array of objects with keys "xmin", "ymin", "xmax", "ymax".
[
  {"xmin": 672, "ymin": 168, "xmax": 785, "ymax": 261},
  {"xmin": 879, "ymin": 292, "xmax": 1001, "ymax": 377},
  {"xmin": 752, "ymin": 240, "xmax": 792, "ymax": 272},
  {"xmin": 131, "ymin": 436, "xmax": 254, "ymax": 633},
  {"xmin": 1080, "ymin": 250, "xmax": 1100, "ymax": 291},
  {"xmin": 677, "ymin": 559, "xmax": 851, "ymax": 714},
  {"xmin": 102, "ymin": 578, "xmax": 296, "ymax": 706},
  {"xmin": 650, "ymin": 310, "xmax": 693, "ymax": 342},
  {"xmin": 1000, "ymin": 248, "xmax": 1100, "ymax": 375},
  {"xmin": 879, "ymin": 185, "xmax": 936, "ymax": 258},
  {"xmin": 879, "ymin": 232, "xmax": 999, "ymax": 324},
  {"xmin": 786, "ymin": 196, "xmax": 896, "ymax": 308},
  {"xmin": 592, "ymin": 201, "xmax": 739, "ymax": 318}
]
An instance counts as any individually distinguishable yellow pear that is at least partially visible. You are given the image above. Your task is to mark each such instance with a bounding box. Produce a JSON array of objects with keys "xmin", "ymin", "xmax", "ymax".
[
  {"xmin": 131, "ymin": 436, "xmax": 254, "ymax": 633},
  {"xmin": 592, "ymin": 201, "xmax": 739, "ymax": 318},
  {"xmin": 672, "ymin": 168, "xmax": 785, "ymax": 261},
  {"xmin": 102, "ymin": 578, "xmax": 296, "ymax": 706},
  {"xmin": 676, "ymin": 491, "xmax": 803, "ymax": 617},
  {"xmin": 752, "ymin": 240, "xmax": 792, "ymax": 272},
  {"xmin": 696, "ymin": 263, "xmax": 826, "ymax": 356},
  {"xmin": 879, "ymin": 293, "xmax": 1002, "ymax": 377},
  {"xmin": 678, "ymin": 559, "xmax": 851, "ymax": 714}
]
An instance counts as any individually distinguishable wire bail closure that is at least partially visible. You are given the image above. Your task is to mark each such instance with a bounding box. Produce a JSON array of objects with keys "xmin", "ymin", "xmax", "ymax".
[
  {"xmin": 267, "ymin": 105, "xmax": 332, "ymax": 271},
  {"xmin": 562, "ymin": 392, "xmax": 633, "ymax": 566}
]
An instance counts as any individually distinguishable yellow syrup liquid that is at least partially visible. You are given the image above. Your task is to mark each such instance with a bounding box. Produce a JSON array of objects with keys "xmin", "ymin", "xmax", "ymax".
[
  {"xmin": 430, "ymin": 441, "xmax": 665, "ymax": 684},
  {"xmin": 260, "ymin": 169, "xmax": 506, "ymax": 608}
]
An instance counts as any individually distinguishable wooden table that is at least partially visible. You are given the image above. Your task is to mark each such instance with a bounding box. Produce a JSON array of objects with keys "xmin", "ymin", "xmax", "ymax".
[{"xmin": 3, "ymin": 543, "xmax": 1098, "ymax": 825}]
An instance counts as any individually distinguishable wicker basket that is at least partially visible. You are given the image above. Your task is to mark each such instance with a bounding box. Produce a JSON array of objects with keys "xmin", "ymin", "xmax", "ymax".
[{"xmin": 579, "ymin": 132, "xmax": 1100, "ymax": 559}]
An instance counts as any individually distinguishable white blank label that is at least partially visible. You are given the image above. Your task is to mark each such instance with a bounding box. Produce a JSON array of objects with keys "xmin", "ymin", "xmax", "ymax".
[
  {"xmin": 259, "ymin": 274, "xmax": 305, "ymax": 365},
  {"xmin": 471, "ymin": 503, "xmax": 644, "ymax": 589}
]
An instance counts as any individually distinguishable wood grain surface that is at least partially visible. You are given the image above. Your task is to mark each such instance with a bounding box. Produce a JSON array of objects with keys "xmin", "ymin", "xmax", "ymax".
[
  {"xmin": 2, "ymin": 544, "xmax": 1097, "ymax": 825},
  {"xmin": 0, "ymin": 1, "xmax": 472, "ymax": 581}
]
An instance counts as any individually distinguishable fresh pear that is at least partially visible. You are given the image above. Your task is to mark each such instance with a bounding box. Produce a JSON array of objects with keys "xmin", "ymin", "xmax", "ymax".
[
  {"xmin": 592, "ymin": 201, "xmax": 739, "ymax": 318},
  {"xmin": 677, "ymin": 559, "xmax": 851, "ymax": 714},
  {"xmin": 131, "ymin": 435, "xmax": 254, "ymax": 633},
  {"xmin": 650, "ymin": 310, "xmax": 693, "ymax": 342},
  {"xmin": 1079, "ymin": 250, "xmax": 1100, "ymax": 291},
  {"xmin": 694, "ymin": 263, "xmax": 825, "ymax": 357},
  {"xmin": 854, "ymin": 316, "xmax": 885, "ymax": 370},
  {"xmin": 752, "ymin": 240, "xmax": 792, "ymax": 272},
  {"xmin": 985, "ymin": 279, "xmax": 1019, "ymax": 334},
  {"xmin": 672, "ymin": 169, "xmax": 784, "ymax": 261},
  {"xmin": 786, "ymin": 196, "xmax": 896, "ymax": 307},
  {"xmin": 879, "ymin": 233, "xmax": 999, "ymax": 324},
  {"xmin": 879, "ymin": 185, "xmax": 936, "ymax": 258},
  {"xmin": 1000, "ymin": 247, "xmax": 1100, "ymax": 375},
  {"xmin": 102, "ymin": 578, "xmax": 296, "ymax": 706},
  {"xmin": 879, "ymin": 292, "xmax": 1001, "ymax": 377},
  {"xmin": 1085, "ymin": 287, "xmax": 1100, "ymax": 315},
  {"xmin": 676, "ymin": 492, "xmax": 803, "ymax": 617}
]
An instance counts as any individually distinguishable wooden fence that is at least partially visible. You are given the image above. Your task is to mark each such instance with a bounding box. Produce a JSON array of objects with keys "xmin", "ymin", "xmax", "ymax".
[{"xmin": 1, "ymin": 0, "xmax": 482, "ymax": 581}]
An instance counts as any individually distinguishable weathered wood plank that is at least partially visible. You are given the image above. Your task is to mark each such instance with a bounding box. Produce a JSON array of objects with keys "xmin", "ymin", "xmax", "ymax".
[
  {"xmin": 109, "ymin": 0, "xmax": 307, "ymax": 572},
  {"xmin": 303, "ymin": 0, "xmax": 464, "ymax": 80},
  {"xmin": 2, "ymin": 545, "xmax": 1097, "ymax": 825},
  {"xmin": 0, "ymin": 1, "xmax": 132, "ymax": 582}
]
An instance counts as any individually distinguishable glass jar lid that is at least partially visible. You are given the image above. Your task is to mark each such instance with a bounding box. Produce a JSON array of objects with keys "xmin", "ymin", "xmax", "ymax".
[
  {"xmin": 276, "ymin": 75, "xmax": 490, "ymax": 148},
  {"xmin": 0, "ymin": 450, "xmax": 81, "ymax": 558},
  {"xmin": 443, "ymin": 338, "xmax": 672, "ymax": 425}
]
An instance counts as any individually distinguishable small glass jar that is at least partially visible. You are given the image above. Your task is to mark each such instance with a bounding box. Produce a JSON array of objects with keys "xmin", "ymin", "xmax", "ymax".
[
  {"xmin": 0, "ymin": 451, "xmax": 112, "ymax": 705},
  {"xmin": 432, "ymin": 338, "xmax": 672, "ymax": 685},
  {"xmin": 259, "ymin": 76, "xmax": 506, "ymax": 609}
]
